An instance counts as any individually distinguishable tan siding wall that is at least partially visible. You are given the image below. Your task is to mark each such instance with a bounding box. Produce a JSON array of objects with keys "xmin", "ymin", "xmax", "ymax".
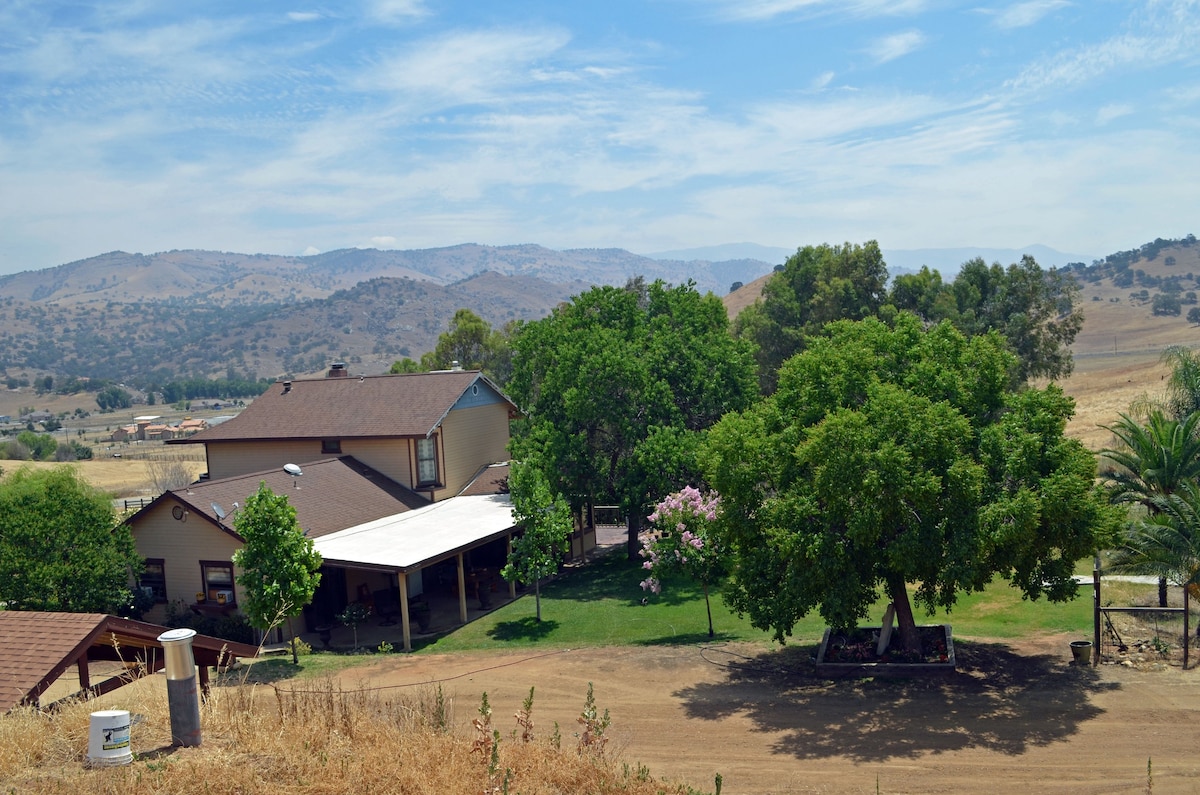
[
  {"xmin": 341, "ymin": 438, "xmax": 413, "ymax": 486},
  {"xmin": 440, "ymin": 403, "xmax": 511, "ymax": 495},
  {"xmin": 207, "ymin": 440, "xmax": 325, "ymax": 479},
  {"xmin": 131, "ymin": 501, "xmax": 245, "ymax": 622}
]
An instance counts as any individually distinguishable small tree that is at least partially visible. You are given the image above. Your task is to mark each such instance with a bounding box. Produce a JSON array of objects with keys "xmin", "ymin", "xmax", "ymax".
[
  {"xmin": 232, "ymin": 482, "xmax": 322, "ymax": 663},
  {"xmin": 502, "ymin": 461, "xmax": 571, "ymax": 622},
  {"xmin": 640, "ymin": 486, "xmax": 727, "ymax": 638}
]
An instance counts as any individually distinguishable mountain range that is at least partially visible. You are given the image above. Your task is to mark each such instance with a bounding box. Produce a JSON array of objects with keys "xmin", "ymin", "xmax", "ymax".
[{"xmin": 0, "ymin": 239, "xmax": 1179, "ymax": 387}]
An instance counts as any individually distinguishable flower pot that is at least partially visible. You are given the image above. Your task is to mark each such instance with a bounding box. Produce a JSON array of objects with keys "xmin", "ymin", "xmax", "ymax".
[{"xmin": 1070, "ymin": 640, "xmax": 1093, "ymax": 665}]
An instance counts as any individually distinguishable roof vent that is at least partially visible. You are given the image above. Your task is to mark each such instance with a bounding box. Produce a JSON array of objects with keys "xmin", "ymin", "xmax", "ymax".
[
  {"xmin": 282, "ymin": 381, "xmax": 292, "ymax": 394},
  {"xmin": 451, "ymin": 360, "xmax": 462, "ymax": 371},
  {"xmin": 326, "ymin": 362, "xmax": 349, "ymax": 378}
]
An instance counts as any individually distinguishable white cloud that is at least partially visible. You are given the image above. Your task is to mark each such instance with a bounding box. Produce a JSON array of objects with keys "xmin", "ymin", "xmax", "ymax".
[
  {"xmin": 367, "ymin": 0, "xmax": 429, "ymax": 23},
  {"xmin": 704, "ymin": 0, "xmax": 928, "ymax": 22},
  {"xmin": 991, "ymin": 1, "xmax": 1071, "ymax": 30},
  {"xmin": 370, "ymin": 236, "xmax": 398, "ymax": 247},
  {"xmin": 288, "ymin": 11, "xmax": 323, "ymax": 22},
  {"xmin": 868, "ymin": 30, "xmax": 928, "ymax": 64},
  {"xmin": 811, "ymin": 71, "xmax": 836, "ymax": 90},
  {"xmin": 1096, "ymin": 103, "xmax": 1133, "ymax": 124},
  {"xmin": 302, "ymin": 246, "xmax": 321, "ymax": 255}
]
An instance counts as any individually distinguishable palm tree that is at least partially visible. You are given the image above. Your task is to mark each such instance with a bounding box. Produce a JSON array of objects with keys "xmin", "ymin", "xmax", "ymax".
[
  {"xmin": 1162, "ymin": 345, "xmax": 1200, "ymax": 421},
  {"xmin": 1109, "ymin": 482, "xmax": 1200, "ymax": 622},
  {"xmin": 1099, "ymin": 409, "xmax": 1200, "ymax": 605}
]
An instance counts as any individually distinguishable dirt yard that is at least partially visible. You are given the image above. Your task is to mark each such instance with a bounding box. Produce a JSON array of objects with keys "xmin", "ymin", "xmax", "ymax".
[{"xmin": 328, "ymin": 635, "xmax": 1200, "ymax": 794}]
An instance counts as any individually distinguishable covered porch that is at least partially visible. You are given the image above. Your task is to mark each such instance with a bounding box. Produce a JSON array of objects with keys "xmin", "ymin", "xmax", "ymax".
[{"xmin": 303, "ymin": 492, "xmax": 518, "ymax": 652}]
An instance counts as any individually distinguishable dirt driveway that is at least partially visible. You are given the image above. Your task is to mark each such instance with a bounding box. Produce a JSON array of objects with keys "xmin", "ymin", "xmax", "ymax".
[{"xmin": 330, "ymin": 633, "xmax": 1200, "ymax": 794}]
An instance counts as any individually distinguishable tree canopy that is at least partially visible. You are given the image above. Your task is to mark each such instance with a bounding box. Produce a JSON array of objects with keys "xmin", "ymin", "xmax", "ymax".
[
  {"xmin": 734, "ymin": 241, "xmax": 888, "ymax": 394},
  {"xmin": 232, "ymin": 482, "xmax": 322, "ymax": 661},
  {"xmin": 507, "ymin": 279, "xmax": 758, "ymax": 558},
  {"xmin": 391, "ymin": 308, "xmax": 516, "ymax": 385},
  {"xmin": 0, "ymin": 466, "xmax": 142, "ymax": 613},
  {"xmin": 703, "ymin": 314, "xmax": 1120, "ymax": 651}
]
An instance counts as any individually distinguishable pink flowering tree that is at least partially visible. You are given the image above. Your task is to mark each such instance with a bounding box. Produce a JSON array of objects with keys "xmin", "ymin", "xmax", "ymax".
[{"xmin": 639, "ymin": 486, "xmax": 727, "ymax": 638}]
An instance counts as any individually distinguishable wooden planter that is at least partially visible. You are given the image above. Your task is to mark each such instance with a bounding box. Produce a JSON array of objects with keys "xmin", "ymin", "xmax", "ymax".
[{"xmin": 815, "ymin": 624, "xmax": 956, "ymax": 677}]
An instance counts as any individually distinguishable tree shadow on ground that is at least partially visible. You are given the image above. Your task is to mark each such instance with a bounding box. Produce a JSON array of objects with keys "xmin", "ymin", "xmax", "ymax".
[
  {"xmin": 635, "ymin": 630, "xmax": 739, "ymax": 647},
  {"xmin": 487, "ymin": 617, "xmax": 560, "ymax": 642},
  {"xmin": 216, "ymin": 658, "xmax": 300, "ymax": 685},
  {"xmin": 675, "ymin": 639, "xmax": 1119, "ymax": 763}
]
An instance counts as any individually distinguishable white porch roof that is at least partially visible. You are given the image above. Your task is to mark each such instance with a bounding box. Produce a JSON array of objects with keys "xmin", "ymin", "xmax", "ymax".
[{"xmin": 312, "ymin": 493, "xmax": 515, "ymax": 572}]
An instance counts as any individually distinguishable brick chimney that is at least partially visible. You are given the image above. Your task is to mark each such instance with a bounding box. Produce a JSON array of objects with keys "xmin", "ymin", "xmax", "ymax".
[{"xmin": 326, "ymin": 362, "xmax": 349, "ymax": 378}]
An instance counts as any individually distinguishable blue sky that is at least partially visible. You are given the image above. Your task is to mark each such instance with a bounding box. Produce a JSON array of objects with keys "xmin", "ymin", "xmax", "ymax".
[{"xmin": 1, "ymin": 0, "xmax": 1197, "ymax": 274}]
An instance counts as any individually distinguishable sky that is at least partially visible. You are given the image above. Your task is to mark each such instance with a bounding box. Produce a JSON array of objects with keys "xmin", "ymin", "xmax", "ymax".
[{"xmin": 1, "ymin": 1, "xmax": 1198, "ymax": 275}]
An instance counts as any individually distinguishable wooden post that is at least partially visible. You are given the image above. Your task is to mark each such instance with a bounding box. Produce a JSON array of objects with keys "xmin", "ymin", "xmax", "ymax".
[
  {"xmin": 456, "ymin": 552, "xmax": 468, "ymax": 623},
  {"xmin": 1093, "ymin": 554, "xmax": 1102, "ymax": 666},
  {"xmin": 399, "ymin": 572, "xmax": 411, "ymax": 652},
  {"xmin": 1184, "ymin": 586, "xmax": 1190, "ymax": 670},
  {"xmin": 506, "ymin": 533, "xmax": 516, "ymax": 599}
]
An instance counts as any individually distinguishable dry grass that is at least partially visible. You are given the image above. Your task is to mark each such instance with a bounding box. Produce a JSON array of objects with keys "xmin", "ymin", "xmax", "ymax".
[{"xmin": 0, "ymin": 673, "xmax": 708, "ymax": 794}]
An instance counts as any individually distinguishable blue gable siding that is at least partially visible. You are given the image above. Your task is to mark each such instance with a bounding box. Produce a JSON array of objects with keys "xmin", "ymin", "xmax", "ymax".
[{"xmin": 451, "ymin": 378, "xmax": 505, "ymax": 411}]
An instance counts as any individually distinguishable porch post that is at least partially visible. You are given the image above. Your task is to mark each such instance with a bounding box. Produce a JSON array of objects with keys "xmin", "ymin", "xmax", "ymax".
[
  {"xmin": 457, "ymin": 552, "xmax": 468, "ymax": 623},
  {"xmin": 506, "ymin": 533, "xmax": 516, "ymax": 599},
  {"xmin": 399, "ymin": 571, "xmax": 412, "ymax": 652}
]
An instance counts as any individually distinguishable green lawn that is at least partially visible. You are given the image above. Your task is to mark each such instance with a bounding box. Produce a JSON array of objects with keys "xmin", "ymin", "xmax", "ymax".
[{"xmin": 412, "ymin": 549, "xmax": 1098, "ymax": 654}]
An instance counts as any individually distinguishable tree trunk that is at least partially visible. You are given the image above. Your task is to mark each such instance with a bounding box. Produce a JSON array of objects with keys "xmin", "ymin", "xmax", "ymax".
[
  {"xmin": 626, "ymin": 511, "xmax": 643, "ymax": 561},
  {"xmin": 885, "ymin": 572, "xmax": 922, "ymax": 654},
  {"xmin": 703, "ymin": 582, "xmax": 714, "ymax": 639},
  {"xmin": 1159, "ymin": 576, "xmax": 1168, "ymax": 608},
  {"xmin": 534, "ymin": 578, "xmax": 542, "ymax": 622},
  {"xmin": 287, "ymin": 616, "xmax": 298, "ymax": 665}
]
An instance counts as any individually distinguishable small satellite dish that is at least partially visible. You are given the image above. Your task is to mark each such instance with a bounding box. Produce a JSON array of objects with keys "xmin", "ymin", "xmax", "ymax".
[
  {"xmin": 212, "ymin": 502, "xmax": 227, "ymax": 520},
  {"xmin": 284, "ymin": 463, "xmax": 302, "ymax": 477}
]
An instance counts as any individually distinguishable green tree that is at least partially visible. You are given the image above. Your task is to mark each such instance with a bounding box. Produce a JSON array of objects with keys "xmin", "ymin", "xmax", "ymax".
[
  {"xmin": 418, "ymin": 309, "xmax": 514, "ymax": 385},
  {"xmin": 96, "ymin": 385, "xmax": 132, "ymax": 411},
  {"xmin": 705, "ymin": 314, "xmax": 1119, "ymax": 652},
  {"xmin": 1099, "ymin": 409, "xmax": 1200, "ymax": 606},
  {"xmin": 389, "ymin": 357, "xmax": 423, "ymax": 374},
  {"xmin": 501, "ymin": 460, "xmax": 572, "ymax": 621},
  {"xmin": 0, "ymin": 466, "xmax": 142, "ymax": 613},
  {"xmin": 735, "ymin": 241, "xmax": 888, "ymax": 393},
  {"xmin": 1161, "ymin": 345, "xmax": 1200, "ymax": 419},
  {"xmin": 232, "ymin": 482, "xmax": 323, "ymax": 663},
  {"xmin": 508, "ymin": 280, "xmax": 757, "ymax": 559},
  {"xmin": 16, "ymin": 430, "xmax": 57, "ymax": 461},
  {"xmin": 1110, "ymin": 482, "xmax": 1200, "ymax": 600},
  {"xmin": 949, "ymin": 255, "xmax": 1083, "ymax": 383}
]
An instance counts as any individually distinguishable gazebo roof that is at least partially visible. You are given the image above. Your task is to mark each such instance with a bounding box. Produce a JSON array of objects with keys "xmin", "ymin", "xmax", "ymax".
[{"xmin": 0, "ymin": 612, "xmax": 258, "ymax": 712}]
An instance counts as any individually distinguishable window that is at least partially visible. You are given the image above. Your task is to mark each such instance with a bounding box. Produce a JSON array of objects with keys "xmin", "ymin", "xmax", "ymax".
[
  {"xmin": 140, "ymin": 558, "xmax": 167, "ymax": 603},
  {"xmin": 200, "ymin": 560, "xmax": 236, "ymax": 605},
  {"xmin": 321, "ymin": 438, "xmax": 342, "ymax": 454},
  {"xmin": 416, "ymin": 436, "xmax": 438, "ymax": 486}
]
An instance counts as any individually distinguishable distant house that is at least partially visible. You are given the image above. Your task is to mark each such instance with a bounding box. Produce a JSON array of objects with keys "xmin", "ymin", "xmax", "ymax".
[{"xmin": 128, "ymin": 365, "xmax": 531, "ymax": 650}]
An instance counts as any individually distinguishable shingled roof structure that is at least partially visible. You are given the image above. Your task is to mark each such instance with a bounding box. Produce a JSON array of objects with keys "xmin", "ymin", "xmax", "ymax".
[
  {"xmin": 0, "ymin": 612, "xmax": 258, "ymax": 712},
  {"xmin": 173, "ymin": 370, "xmax": 517, "ymax": 444},
  {"xmin": 139, "ymin": 456, "xmax": 432, "ymax": 540}
]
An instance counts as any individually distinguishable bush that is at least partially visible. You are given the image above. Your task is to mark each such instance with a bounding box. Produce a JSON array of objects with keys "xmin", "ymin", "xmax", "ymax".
[{"xmin": 164, "ymin": 600, "xmax": 257, "ymax": 645}]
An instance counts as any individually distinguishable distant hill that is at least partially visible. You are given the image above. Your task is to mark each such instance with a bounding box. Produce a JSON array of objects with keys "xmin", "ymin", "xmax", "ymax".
[{"xmin": 0, "ymin": 244, "xmax": 770, "ymax": 384}]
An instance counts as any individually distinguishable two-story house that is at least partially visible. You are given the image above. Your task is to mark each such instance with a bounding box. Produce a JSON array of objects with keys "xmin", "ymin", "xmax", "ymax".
[{"xmin": 127, "ymin": 365, "xmax": 520, "ymax": 650}]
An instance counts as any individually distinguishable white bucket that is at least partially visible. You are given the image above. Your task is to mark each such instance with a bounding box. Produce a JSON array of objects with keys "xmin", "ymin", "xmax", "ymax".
[{"xmin": 87, "ymin": 710, "xmax": 133, "ymax": 766}]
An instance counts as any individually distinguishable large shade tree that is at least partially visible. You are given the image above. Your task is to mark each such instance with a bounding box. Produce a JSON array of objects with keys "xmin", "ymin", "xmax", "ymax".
[
  {"xmin": 507, "ymin": 279, "xmax": 757, "ymax": 558},
  {"xmin": 0, "ymin": 466, "xmax": 142, "ymax": 613},
  {"xmin": 704, "ymin": 314, "xmax": 1120, "ymax": 652}
]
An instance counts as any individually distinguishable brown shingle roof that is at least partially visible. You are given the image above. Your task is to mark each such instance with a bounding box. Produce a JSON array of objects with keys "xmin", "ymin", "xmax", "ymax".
[
  {"xmin": 458, "ymin": 462, "xmax": 510, "ymax": 497},
  {"xmin": 154, "ymin": 456, "xmax": 432, "ymax": 540},
  {"xmin": 0, "ymin": 612, "xmax": 258, "ymax": 712},
  {"xmin": 175, "ymin": 370, "xmax": 516, "ymax": 444}
]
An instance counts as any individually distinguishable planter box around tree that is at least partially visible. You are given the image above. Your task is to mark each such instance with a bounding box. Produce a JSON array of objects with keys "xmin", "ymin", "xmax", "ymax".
[{"xmin": 815, "ymin": 624, "xmax": 956, "ymax": 677}]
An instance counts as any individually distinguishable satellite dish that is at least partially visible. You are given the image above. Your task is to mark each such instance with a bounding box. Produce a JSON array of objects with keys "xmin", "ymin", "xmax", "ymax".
[
  {"xmin": 284, "ymin": 463, "xmax": 302, "ymax": 477},
  {"xmin": 212, "ymin": 502, "xmax": 227, "ymax": 520}
]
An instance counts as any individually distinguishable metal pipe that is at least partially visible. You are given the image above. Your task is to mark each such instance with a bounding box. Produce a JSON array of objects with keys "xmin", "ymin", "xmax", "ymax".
[{"xmin": 156, "ymin": 628, "xmax": 202, "ymax": 747}]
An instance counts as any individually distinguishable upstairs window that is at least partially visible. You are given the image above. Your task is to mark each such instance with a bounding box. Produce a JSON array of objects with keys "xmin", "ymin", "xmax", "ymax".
[
  {"xmin": 416, "ymin": 436, "xmax": 438, "ymax": 486},
  {"xmin": 321, "ymin": 439, "xmax": 342, "ymax": 454}
]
